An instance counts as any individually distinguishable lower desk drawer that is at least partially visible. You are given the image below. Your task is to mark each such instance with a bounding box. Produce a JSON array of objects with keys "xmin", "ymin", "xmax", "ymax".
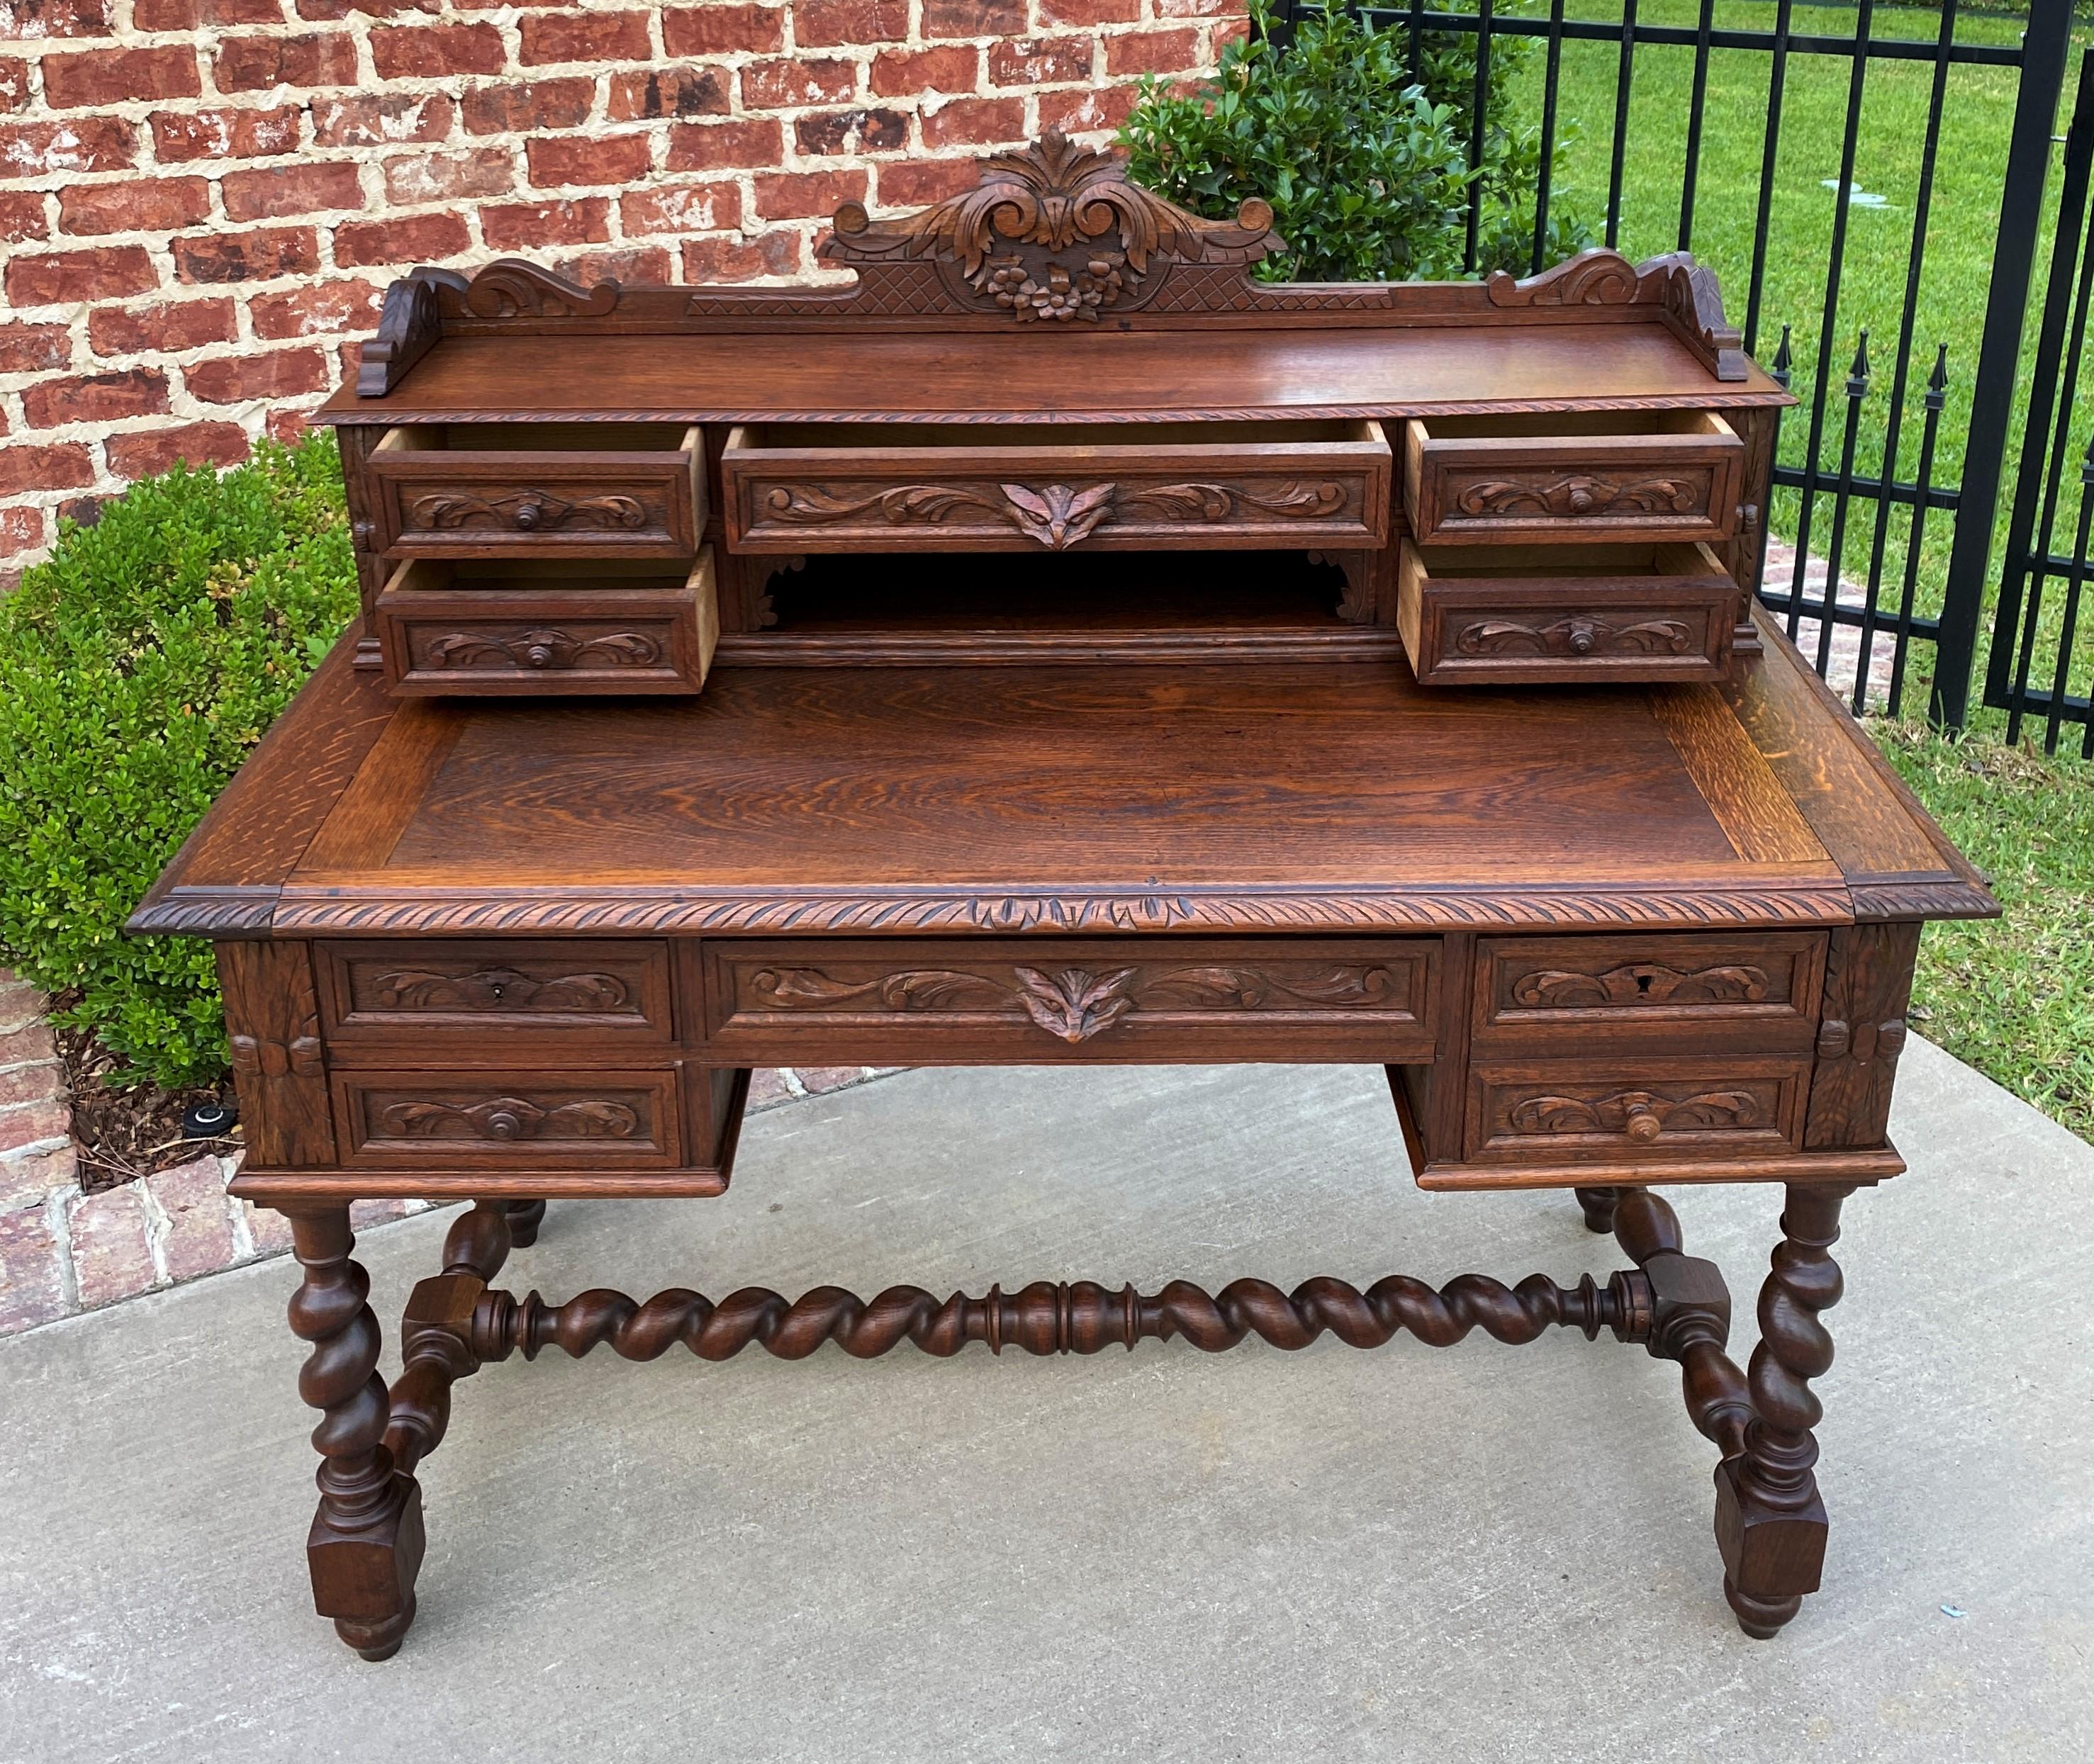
[
  {"xmin": 1465, "ymin": 1056, "xmax": 1808, "ymax": 1164},
  {"xmin": 701, "ymin": 938, "xmax": 1438, "ymax": 1061},
  {"xmin": 335, "ymin": 1069, "xmax": 683, "ymax": 1169}
]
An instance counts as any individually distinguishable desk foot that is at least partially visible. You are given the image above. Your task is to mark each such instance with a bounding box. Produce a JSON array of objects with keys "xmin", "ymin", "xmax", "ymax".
[
  {"xmin": 1712, "ymin": 1183, "xmax": 1854, "ymax": 1641},
  {"xmin": 286, "ymin": 1205, "xmax": 426, "ymax": 1662}
]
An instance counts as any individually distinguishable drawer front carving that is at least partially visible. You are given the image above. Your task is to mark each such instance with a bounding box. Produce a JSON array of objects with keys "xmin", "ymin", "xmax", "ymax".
[
  {"xmin": 1475, "ymin": 933, "xmax": 1825, "ymax": 1048},
  {"xmin": 369, "ymin": 425, "xmax": 703, "ymax": 558},
  {"xmin": 1404, "ymin": 414, "xmax": 1743, "ymax": 546},
  {"xmin": 1396, "ymin": 541, "xmax": 1735, "ymax": 686},
  {"xmin": 375, "ymin": 555, "xmax": 717, "ymax": 697},
  {"xmin": 336, "ymin": 1069, "xmax": 683, "ymax": 1168},
  {"xmin": 320, "ymin": 939, "xmax": 673, "ymax": 1043},
  {"xmin": 721, "ymin": 421, "xmax": 1391, "ymax": 554},
  {"xmin": 1467, "ymin": 1058, "xmax": 1806, "ymax": 1163},
  {"xmin": 702, "ymin": 938, "xmax": 1437, "ymax": 1060}
]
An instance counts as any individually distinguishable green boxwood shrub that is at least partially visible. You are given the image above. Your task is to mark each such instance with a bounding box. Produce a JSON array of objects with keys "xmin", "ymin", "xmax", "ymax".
[
  {"xmin": 0, "ymin": 434, "xmax": 359, "ymax": 1090},
  {"xmin": 1119, "ymin": 0, "xmax": 1591, "ymax": 282}
]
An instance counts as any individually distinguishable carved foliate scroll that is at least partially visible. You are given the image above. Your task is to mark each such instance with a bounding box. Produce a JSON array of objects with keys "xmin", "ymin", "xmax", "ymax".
[
  {"xmin": 1485, "ymin": 247, "xmax": 1748, "ymax": 381},
  {"xmin": 812, "ymin": 128, "xmax": 1277, "ymax": 322}
]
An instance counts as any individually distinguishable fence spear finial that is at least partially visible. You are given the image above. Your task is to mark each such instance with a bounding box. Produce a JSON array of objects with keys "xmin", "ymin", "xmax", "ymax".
[
  {"xmin": 1846, "ymin": 329, "xmax": 1871, "ymax": 398},
  {"xmin": 1771, "ymin": 323, "xmax": 1793, "ymax": 389},
  {"xmin": 1926, "ymin": 343, "xmax": 1949, "ymax": 410}
]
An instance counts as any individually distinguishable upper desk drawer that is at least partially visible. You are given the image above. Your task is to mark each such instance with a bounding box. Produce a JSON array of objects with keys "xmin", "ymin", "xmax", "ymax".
[
  {"xmin": 1404, "ymin": 411, "xmax": 1745, "ymax": 546},
  {"xmin": 719, "ymin": 420, "xmax": 1392, "ymax": 554},
  {"xmin": 366, "ymin": 422, "xmax": 705, "ymax": 558}
]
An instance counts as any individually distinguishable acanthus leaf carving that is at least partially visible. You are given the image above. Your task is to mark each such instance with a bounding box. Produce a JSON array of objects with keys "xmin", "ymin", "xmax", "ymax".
[
  {"xmin": 809, "ymin": 127, "xmax": 1277, "ymax": 323},
  {"xmin": 1454, "ymin": 615, "xmax": 1694, "ymax": 658},
  {"xmin": 1509, "ymin": 962, "xmax": 1771, "ymax": 1009},
  {"xmin": 461, "ymin": 257, "xmax": 620, "ymax": 320},
  {"xmin": 1506, "ymin": 1087, "xmax": 1762, "ymax": 1140},
  {"xmin": 1484, "ymin": 247, "xmax": 1746, "ymax": 381},
  {"xmin": 370, "ymin": 967, "xmax": 632, "ymax": 1013},
  {"xmin": 1452, "ymin": 474, "xmax": 1700, "ymax": 519},
  {"xmin": 407, "ymin": 490, "xmax": 649, "ymax": 534},
  {"xmin": 423, "ymin": 628, "xmax": 663, "ymax": 670},
  {"xmin": 741, "ymin": 961, "xmax": 1410, "ymax": 1040},
  {"xmin": 755, "ymin": 476, "xmax": 1353, "ymax": 548},
  {"xmin": 379, "ymin": 1095, "xmax": 641, "ymax": 1142}
]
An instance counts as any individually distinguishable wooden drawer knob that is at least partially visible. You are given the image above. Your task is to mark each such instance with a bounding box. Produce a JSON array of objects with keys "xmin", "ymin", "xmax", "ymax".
[
  {"xmin": 1624, "ymin": 1103, "xmax": 1663, "ymax": 1142},
  {"xmin": 1567, "ymin": 619, "xmax": 1599, "ymax": 655},
  {"xmin": 483, "ymin": 1108, "xmax": 527, "ymax": 1141},
  {"xmin": 512, "ymin": 498, "xmax": 545, "ymax": 530}
]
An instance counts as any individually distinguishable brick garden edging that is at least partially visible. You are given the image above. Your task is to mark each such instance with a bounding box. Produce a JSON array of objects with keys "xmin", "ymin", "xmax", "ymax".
[{"xmin": 0, "ymin": 977, "xmax": 898, "ymax": 1339}]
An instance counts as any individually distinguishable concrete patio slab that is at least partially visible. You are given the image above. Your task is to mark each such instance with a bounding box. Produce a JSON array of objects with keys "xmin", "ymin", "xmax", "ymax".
[{"xmin": 2, "ymin": 1038, "xmax": 2089, "ymax": 1763}]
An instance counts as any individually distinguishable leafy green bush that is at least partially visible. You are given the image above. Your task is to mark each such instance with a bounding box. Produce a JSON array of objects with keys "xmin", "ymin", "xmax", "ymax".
[
  {"xmin": 0, "ymin": 433, "xmax": 358, "ymax": 1089},
  {"xmin": 1119, "ymin": 0, "xmax": 1591, "ymax": 282}
]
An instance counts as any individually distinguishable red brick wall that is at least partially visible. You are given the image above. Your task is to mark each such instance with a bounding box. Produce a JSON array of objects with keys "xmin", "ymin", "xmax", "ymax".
[{"xmin": 0, "ymin": 1, "xmax": 1242, "ymax": 579}]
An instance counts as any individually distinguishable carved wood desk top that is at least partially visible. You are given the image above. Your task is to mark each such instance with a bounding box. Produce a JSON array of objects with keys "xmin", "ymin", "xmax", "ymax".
[{"xmin": 138, "ymin": 604, "xmax": 1986, "ymax": 942}]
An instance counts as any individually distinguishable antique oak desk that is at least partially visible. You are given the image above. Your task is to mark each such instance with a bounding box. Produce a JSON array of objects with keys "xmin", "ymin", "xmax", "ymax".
[{"xmin": 133, "ymin": 135, "xmax": 1995, "ymax": 1661}]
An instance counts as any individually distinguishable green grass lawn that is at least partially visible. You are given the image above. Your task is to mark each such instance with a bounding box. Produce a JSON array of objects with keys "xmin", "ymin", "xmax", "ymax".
[
  {"xmin": 1498, "ymin": 0, "xmax": 2094, "ymax": 719},
  {"xmin": 1875, "ymin": 721, "xmax": 2094, "ymax": 1140}
]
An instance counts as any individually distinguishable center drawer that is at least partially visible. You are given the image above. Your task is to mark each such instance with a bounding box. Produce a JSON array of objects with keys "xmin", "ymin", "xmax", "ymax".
[
  {"xmin": 719, "ymin": 420, "xmax": 1391, "ymax": 554},
  {"xmin": 700, "ymin": 938, "xmax": 1438, "ymax": 1062},
  {"xmin": 1403, "ymin": 409, "xmax": 1743, "ymax": 546},
  {"xmin": 366, "ymin": 422, "xmax": 705, "ymax": 558}
]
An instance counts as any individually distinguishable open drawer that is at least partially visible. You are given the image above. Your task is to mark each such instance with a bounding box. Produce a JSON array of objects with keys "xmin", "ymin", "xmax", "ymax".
[
  {"xmin": 1396, "ymin": 541, "xmax": 1737, "ymax": 685},
  {"xmin": 1403, "ymin": 410, "xmax": 1744, "ymax": 546},
  {"xmin": 366, "ymin": 422, "xmax": 705, "ymax": 558},
  {"xmin": 719, "ymin": 420, "xmax": 1391, "ymax": 553},
  {"xmin": 374, "ymin": 553, "xmax": 719, "ymax": 697}
]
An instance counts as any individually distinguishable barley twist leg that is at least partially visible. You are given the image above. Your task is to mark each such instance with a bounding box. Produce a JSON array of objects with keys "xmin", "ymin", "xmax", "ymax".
[{"xmin": 286, "ymin": 1205, "xmax": 425, "ymax": 1661}]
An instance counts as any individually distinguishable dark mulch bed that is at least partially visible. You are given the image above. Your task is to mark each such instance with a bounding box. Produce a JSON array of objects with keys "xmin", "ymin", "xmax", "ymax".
[{"xmin": 51, "ymin": 995, "xmax": 238, "ymax": 1193}]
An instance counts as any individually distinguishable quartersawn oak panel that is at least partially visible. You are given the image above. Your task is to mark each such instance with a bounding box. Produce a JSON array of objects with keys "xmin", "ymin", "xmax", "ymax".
[
  {"xmin": 366, "ymin": 666, "xmax": 1769, "ymax": 890},
  {"xmin": 700, "ymin": 936, "xmax": 1437, "ymax": 1062}
]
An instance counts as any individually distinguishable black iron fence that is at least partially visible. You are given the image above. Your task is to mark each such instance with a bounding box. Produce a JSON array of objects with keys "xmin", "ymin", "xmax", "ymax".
[
  {"xmin": 1267, "ymin": 0, "xmax": 2081, "ymax": 735},
  {"xmin": 1990, "ymin": 44, "xmax": 2094, "ymax": 755}
]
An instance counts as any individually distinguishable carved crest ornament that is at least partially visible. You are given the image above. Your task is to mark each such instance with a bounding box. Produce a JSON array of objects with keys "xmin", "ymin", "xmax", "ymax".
[{"xmin": 358, "ymin": 130, "xmax": 1747, "ymax": 394}]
